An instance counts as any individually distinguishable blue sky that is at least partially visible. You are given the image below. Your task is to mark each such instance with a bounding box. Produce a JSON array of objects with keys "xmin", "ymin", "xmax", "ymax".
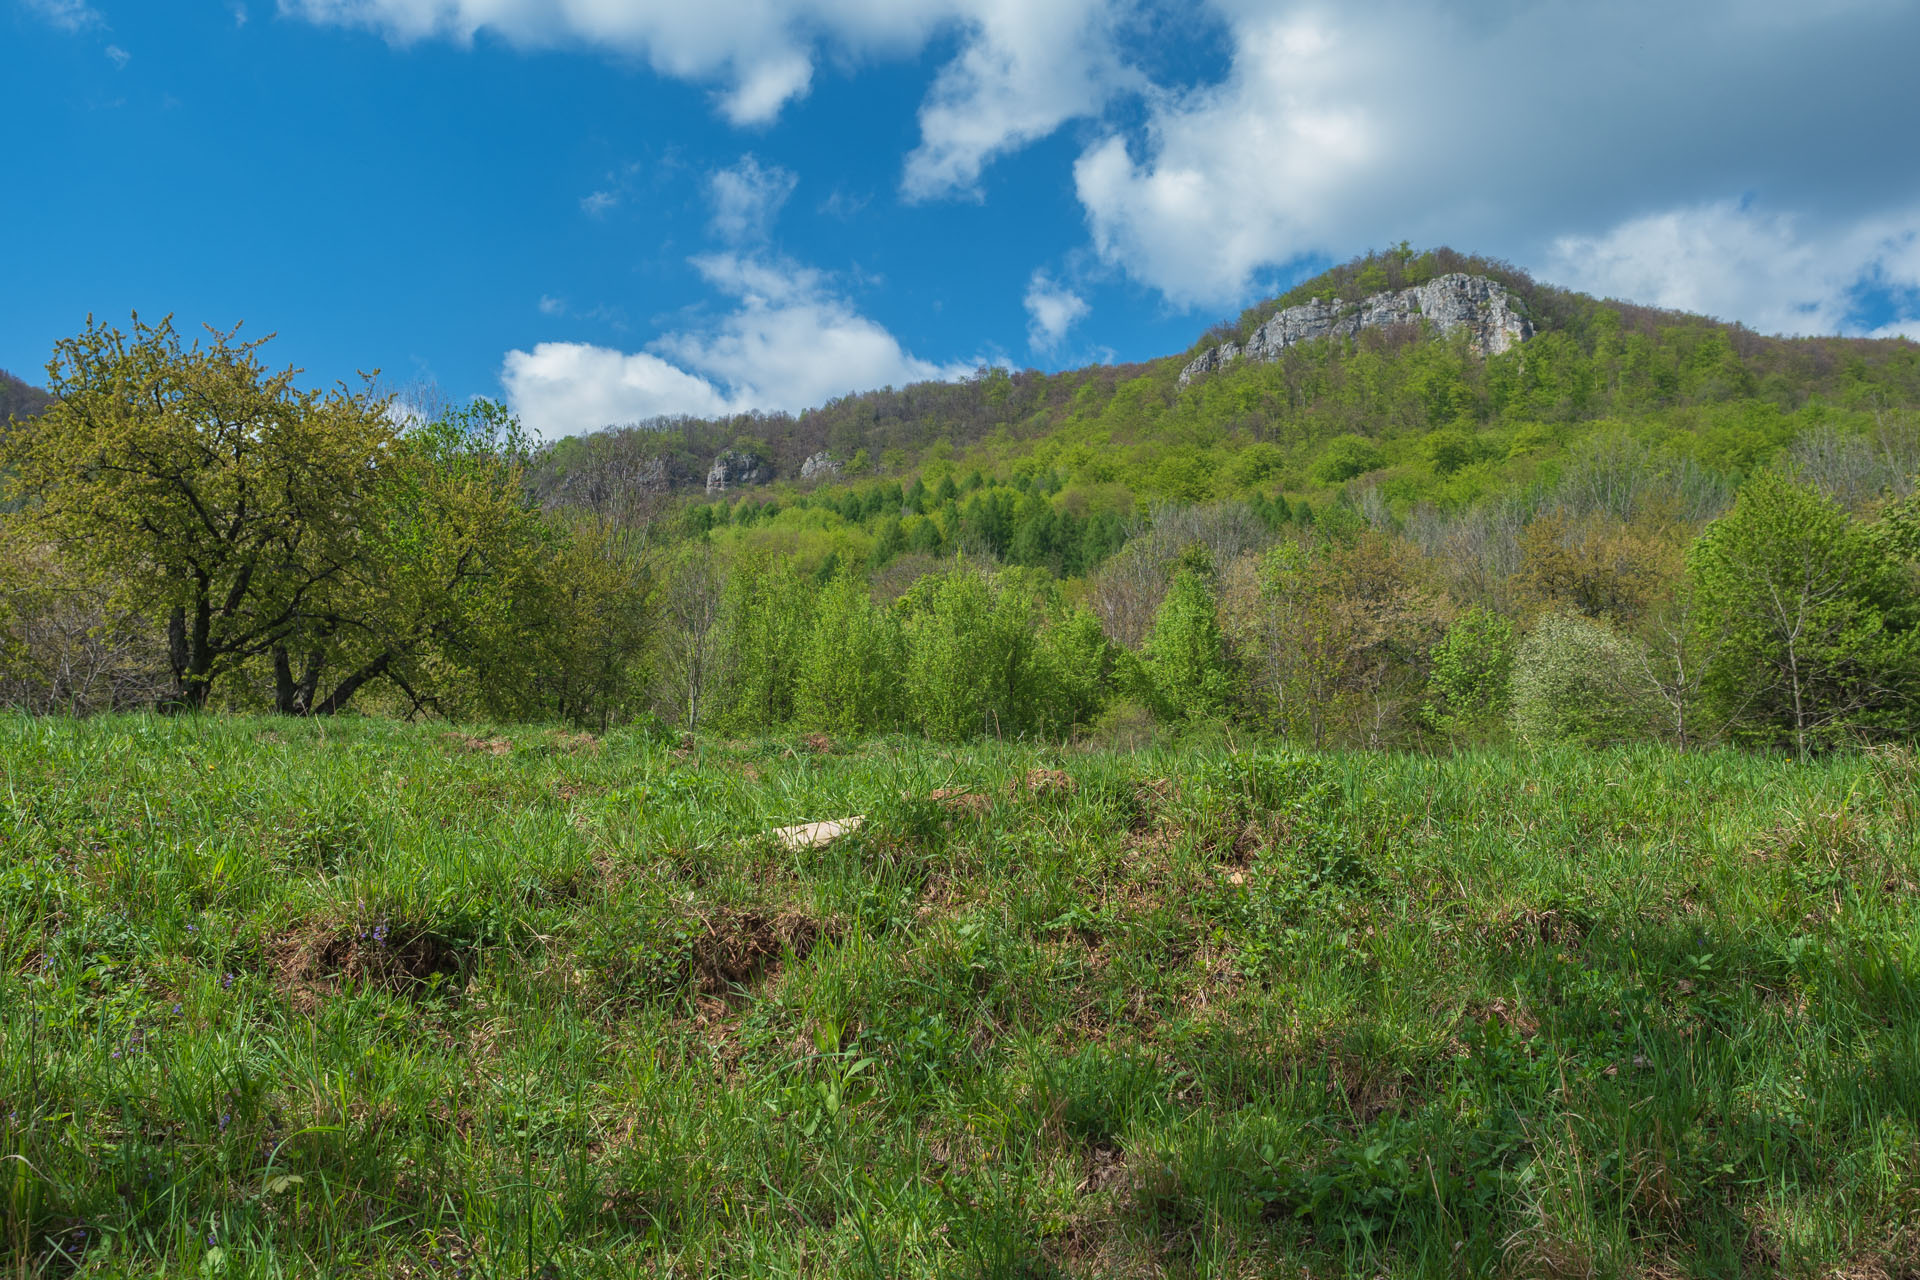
[{"xmin": 6, "ymin": 0, "xmax": 1920, "ymax": 440}]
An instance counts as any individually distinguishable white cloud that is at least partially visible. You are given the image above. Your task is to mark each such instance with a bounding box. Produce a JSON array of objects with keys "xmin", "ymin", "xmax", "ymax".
[
  {"xmin": 104, "ymin": 43, "xmax": 130, "ymax": 67},
  {"xmin": 579, "ymin": 190, "xmax": 617, "ymax": 218},
  {"xmin": 279, "ymin": 0, "xmax": 1135, "ymax": 197},
  {"xmin": 1547, "ymin": 202, "xmax": 1920, "ymax": 336},
  {"xmin": 1075, "ymin": 13, "xmax": 1379, "ymax": 307},
  {"xmin": 503, "ymin": 344, "xmax": 736, "ymax": 434},
  {"xmin": 1024, "ymin": 271, "xmax": 1088, "ymax": 352},
  {"xmin": 23, "ymin": 0, "xmax": 101, "ymax": 31},
  {"xmin": 1070, "ymin": 1, "xmax": 1920, "ymax": 325},
  {"xmin": 707, "ymin": 155, "xmax": 797, "ymax": 243},
  {"xmin": 717, "ymin": 49, "xmax": 813, "ymax": 126},
  {"xmin": 280, "ymin": 0, "xmax": 934, "ymax": 125},
  {"xmin": 502, "ymin": 253, "xmax": 976, "ymax": 439},
  {"xmin": 232, "ymin": 4, "xmax": 249, "ymax": 26},
  {"xmin": 901, "ymin": 0, "xmax": 1133, "ymax": 201},
  {"xmin": 537, "ymin": 294, "xmax": 566, "ymax": 316}
]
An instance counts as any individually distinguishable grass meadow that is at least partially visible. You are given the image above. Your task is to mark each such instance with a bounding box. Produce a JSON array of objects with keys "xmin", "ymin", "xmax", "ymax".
[{"xmin": 2, "ymin": 714, "xmax": 1917, "ymax": 1277}]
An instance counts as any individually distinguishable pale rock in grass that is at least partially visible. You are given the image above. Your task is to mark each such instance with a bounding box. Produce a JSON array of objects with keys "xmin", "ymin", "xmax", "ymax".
[
  {"xmin": 1179, "ymin": 273, "xmax": 1533, "ymax": 386},
  {"xmin": 772, "ymin": 816, "xmax": 865, "ymax": 850}
]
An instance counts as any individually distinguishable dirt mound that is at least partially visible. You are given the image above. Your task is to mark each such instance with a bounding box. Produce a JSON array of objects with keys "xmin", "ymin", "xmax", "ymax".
[
  {"xmin": 929, "ymin": 787, "xmax": 992, "ymax": 816},
  {"xmin": 447, "ymin": 734, "xmax": 511, "ymax": 756},
  {"xmin": 272, "ymin": 921, "xmax": 465, "ymax": 1005},
  {"xmin": 1012, "ymin": 768, "xmax": 1076, "ymax": 800},
  {"xmin": 692, "ymin": 907, "xmax": 833, "ymax": 993}
]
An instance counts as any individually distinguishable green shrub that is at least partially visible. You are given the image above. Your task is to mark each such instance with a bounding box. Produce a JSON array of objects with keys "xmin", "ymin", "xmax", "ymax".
[
  {"xmin": 1510, "ymin": 612, "xmax": 1654, "ymax": 745},
  {"xmin": 1311, "ymin": 434, "xmax": 1386, "ymax": 484},
  {"xmin": 1029, "ymin": 607, "xmax": 1111, "ymax": 736},
  {"xmin": 1424, "ymin": 605, "xmax": 1516, "ymax": 740},
  {"xmin": 795, "ymin": 565, "xmax": 904, "ymax": 736},
  {"xmin": 1138, "ymin": 569, "xmax": 1231, "ymax": 722}
]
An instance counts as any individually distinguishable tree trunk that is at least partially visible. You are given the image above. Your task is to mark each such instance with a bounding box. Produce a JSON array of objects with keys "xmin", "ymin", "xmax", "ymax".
[
  {"xmin": 313, "ymin": 652, "xmax": 391, "ymax": 716},
  {"xmin": 163, "ymin": 599, "xmax": 213, "ymax": 712},
  {"xmin": 273, "ymin": 645, "xmax": 297, "ymax": 713}
]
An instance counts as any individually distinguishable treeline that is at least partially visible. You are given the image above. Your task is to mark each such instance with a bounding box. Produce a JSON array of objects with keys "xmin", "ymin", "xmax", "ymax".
[
  {"xmin": 680, "ymin": 471, "xmax": 1136, "ymax": 579},
  {"xmin": 648, "ymin": 465, "xmax": 1920, "ymax": 756},
  {"xmin": 0, "ymin": 319, "xmax": 647, "ymax": 724},
  {"xmin": 10, "ymin": 249, "xmax": 1920, "ymax": 756},
  {"xmin": 527, "ymin": 361, "xmax": 1141, "ymax": 496}
]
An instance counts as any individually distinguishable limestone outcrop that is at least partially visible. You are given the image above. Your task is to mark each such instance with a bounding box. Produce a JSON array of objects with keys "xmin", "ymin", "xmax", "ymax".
[
  {"xmin": 799, "ymin": 451, "xmax": 843, "ymax": 482},
  {"xmin": 706, "ymin": 448, "xmax": 772, "ymax": 494},
  {"xmin": 1179, "ymin": 274, "xmax": 1533, "ymax": 387}
]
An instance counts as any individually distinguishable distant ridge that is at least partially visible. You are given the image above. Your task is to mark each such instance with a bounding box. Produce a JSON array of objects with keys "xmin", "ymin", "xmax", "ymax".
[{"xmin": 0, "ymin": 369, "xmax": 51, "ymax": 424}]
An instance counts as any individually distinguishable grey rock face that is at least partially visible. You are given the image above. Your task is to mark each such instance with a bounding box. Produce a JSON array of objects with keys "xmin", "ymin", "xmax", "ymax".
[
  {"xmin": 799, "ymin": 451, "xmax": 844, "ymax": 482},
  {"xmin": 706, "ymin": 448, "xmax": 772, "ymax": 495},
  {"xmin": 1179, "ymin": 274, "xmax": 1533, "ymax": 387},
  {"xmin": 632, "ymin": 455, "xmax": 670, "ymax": 493}
]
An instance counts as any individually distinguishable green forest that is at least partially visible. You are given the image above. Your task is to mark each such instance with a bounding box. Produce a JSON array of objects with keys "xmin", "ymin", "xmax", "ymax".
[{"xmin": 6, "ymin": 248, "xmax": 1916, "ymax": 757}]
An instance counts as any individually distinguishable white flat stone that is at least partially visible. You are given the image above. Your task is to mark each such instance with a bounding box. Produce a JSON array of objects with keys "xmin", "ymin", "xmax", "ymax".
[{"xmin": 772, "ymin": 816, "xmax": 865, "ymax": 850}]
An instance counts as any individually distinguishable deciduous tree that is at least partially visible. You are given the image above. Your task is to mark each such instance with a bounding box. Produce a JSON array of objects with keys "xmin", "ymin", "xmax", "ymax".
[{"xmin": 2, "ymin": 316, "xmax": 393, "ymax": 710}]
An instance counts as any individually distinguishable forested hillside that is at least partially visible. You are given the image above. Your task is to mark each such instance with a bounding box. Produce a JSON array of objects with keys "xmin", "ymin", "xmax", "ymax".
[
  {"xmin": 532, "ymin": 244, "xmax": 1920, "ymax": 520},
  {"xmin": 4, "ymin": 248, "xmax": 1919, "ymax": 756},
  {"xmin": 0, "ymin": 368, "xmax": 51, "ymax": 424}
]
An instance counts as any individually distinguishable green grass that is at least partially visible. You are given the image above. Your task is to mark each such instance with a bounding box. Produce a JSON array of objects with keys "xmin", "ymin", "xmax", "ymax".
[{"xmin": 2, "ymin": 714, "xmax": 1917, "ymax": 1278}]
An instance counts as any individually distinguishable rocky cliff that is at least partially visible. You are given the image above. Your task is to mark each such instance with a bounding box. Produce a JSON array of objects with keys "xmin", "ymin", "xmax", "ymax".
[
  {"xmin": 1179, "ymin": 274, "xmax": 1533, "ymax": 387},
  {"xmin": 799, "ymin": 451, "xmax": 844, "ymax": 482},
  {"xmin": 706, "ymin": 448, "xmax": 772, "ymax": 494}
]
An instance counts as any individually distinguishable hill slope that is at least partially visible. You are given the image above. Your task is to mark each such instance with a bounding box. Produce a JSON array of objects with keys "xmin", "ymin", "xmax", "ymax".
[{"xmin": 532, "ymin": 246, "xmax": 1920, "ymax": 522}]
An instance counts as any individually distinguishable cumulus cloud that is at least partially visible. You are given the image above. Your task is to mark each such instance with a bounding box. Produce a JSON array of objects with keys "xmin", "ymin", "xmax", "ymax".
[
  {"xmin": 1024, "ymin": 271, "xmax": 1089, "ymax": 352},
  {"xmin": 1071, "ymin": 0, "xmax": 1920, "ymax": 326},
  {"xmin": 502, "ymin": 344, "xmax": 736, "ymax": 433},
  {"xmin": 708, "ymin": 155, "xmax": 797, "ymax": 243},
  {"xmin": 104, "ymin": 43, "xmax": 130, "ymax": 67},
  {"xmin": 503, "ymin": 253, "xmax": 975, "ymax": 438},
  {"xmin": 1075, "ymin": 13, "xmax": 1378, "ymax": 307},
  {"xmin": 718, "ymin": 50, "xmax": 813, "ymax": 126},
  {"xmin": 1548, "ymin": 202, "xmax": 1920, "ymax": 337},
  {"xmin": 283, "ymin": 0, "xmax": 927, "ymax": 126},
  {"xmin": 579, "ymin": 190, "xmax": 617, "ymax": 218},
  {"xmin": 901, "ymin": 0, "xmax": 1134, "ymax": 201}
]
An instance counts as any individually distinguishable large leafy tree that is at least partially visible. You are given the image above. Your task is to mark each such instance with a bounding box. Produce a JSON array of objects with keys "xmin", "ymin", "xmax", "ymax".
[
  {"xmin": 273, "ymin": 399, "xmax": 556, "ymax": 717},
  {"xmin": 1689, "ymin": 470, "xmax": 1920, "ymax": 755},
  {"xmin": 2, "ymin": 316, "xmax": 393, "ymax": 710}
]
